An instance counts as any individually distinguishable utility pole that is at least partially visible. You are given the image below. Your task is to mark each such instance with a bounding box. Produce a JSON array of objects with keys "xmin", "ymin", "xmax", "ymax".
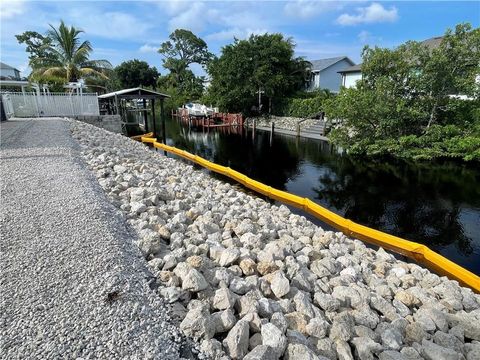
[{"xmin": 256, "ymin": 88, "xmax": 264, "ymax": 113}]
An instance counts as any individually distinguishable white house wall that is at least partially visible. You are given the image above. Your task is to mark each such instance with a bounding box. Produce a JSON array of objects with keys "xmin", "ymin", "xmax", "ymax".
[{"xmin": 343, "ymin": 72, "xmax": 362, "ymax": 88}]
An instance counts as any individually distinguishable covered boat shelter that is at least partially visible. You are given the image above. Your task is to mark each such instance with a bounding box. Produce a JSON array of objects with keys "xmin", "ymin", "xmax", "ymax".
[{"xmin": 98, "ymin": 87, "xmax": 169, "ymax": 140}]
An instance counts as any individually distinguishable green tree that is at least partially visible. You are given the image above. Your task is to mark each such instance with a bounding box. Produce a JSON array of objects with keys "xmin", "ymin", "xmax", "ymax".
[
  {"xmin": 15, "ymin": 31, "xmax": 56, "ymax": 66},
  {"xmin": 420, "ymin": 24, "xmax": 480, "ymax": 128},
  {"xmin": 115, "ymin": 59, "xmax": 160, "ymax": 89},
  {"xmin": 30, "ymin": 20, "xmax": 112, "ymax": 83},
  {"xmin": 325, "ymin": 23, "xmax": 480, "ymax": 161},
  {"xmin": 158, "ymin": 29, "xmax": 213, "ymax": 70},
  {"xmin": 84, "ymin": 69, "xmax": 121, "ymax": 93},
  {"xmin": 206, "ymin": 33, "xmax": 310, "ymax": 113},
  {"xmin": 157, "ymin": 29, "xmax": 212, "ymax": 103}
]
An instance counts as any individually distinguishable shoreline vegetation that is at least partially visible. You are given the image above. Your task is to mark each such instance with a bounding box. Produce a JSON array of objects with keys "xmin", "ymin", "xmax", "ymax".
[{"xmin": 322, "ymin": 24, "xmax": 480, "ymax": 163}]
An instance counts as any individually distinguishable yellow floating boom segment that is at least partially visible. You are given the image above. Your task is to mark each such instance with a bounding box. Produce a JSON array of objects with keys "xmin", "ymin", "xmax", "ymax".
[{"xmin": 136, "ymin": 134, "xmax": 480, "ymax": 293}]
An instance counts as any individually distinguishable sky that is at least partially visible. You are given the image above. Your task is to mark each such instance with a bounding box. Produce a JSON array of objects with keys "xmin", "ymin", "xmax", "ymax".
[{"xmin": 1, "ymin": 0, "xmax": 479, "ymax": 77}]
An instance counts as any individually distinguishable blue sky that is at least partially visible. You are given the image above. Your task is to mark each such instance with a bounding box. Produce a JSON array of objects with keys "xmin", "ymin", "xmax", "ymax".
[{"xmin": 1, "ymin": 0, "xmax": 479, "ymax": 77}]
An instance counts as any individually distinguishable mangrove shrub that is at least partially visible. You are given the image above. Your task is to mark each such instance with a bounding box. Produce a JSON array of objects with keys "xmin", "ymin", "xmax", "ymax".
[{"xmin": 325, "ymin": 23, "xmax": 480, "ymax": 162}]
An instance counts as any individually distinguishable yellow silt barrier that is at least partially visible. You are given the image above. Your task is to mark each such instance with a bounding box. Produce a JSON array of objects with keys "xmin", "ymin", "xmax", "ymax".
[{"xmin": 132, "ymin": 134, "xmax": 480, "ymax": 293}]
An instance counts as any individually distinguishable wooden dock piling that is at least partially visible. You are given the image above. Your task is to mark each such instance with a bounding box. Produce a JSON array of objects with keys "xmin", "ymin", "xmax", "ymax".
[{"xmin": 270, "ymin": 122, "xmax": 275, "ymax": 146}]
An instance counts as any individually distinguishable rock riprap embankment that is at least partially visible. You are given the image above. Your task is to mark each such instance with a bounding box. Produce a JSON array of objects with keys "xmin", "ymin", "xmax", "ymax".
[
  {"xmin": 247, "ymin": 116, "xmax": 317, "ymax": 131},
  {"xmin": 72, "ymin": 120, "xmax": 480, "ymax": 360}
]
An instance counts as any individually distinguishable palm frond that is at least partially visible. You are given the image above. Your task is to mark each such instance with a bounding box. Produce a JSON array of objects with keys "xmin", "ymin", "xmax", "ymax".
[
  {"xmin": 80, "ymin": 67, "xmax": 109, "ymax": 79},
  {"xmin": 82, "ymin": 59, "xmax": 113, "ymax": 70},
  {"xmin": 31, "ymin": 66, "xmax": 67, "ymax": 79}
]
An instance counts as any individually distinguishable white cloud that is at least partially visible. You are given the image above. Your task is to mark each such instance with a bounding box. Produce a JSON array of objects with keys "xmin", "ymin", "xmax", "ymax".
[
  {"xmin": 337, "ymin": 3, "xmax": 398, "ymax": 26},
  {"xmin": 66, "ymin": 10, "xmax": 151, "ymax": 40},
  {"xmin": 294, "ymin": 38, "xmax": 363, "ymax": 62},
  {"xmin": 168, "ymin": 2, "xmax": 208, "ymax": 32},
  {"xmin": 206, "ymin": 28, "xmax": 268, "ymax": 42},
  {"xmin": 139, "ymin": 44, "xmax": 160, "ymax": 53},
  {"xmin": 158, "ymin": 0, "xmax": 192, "ymax": 16},
  {"xmin": 166, "ymin": 2, "xmax": 269, "ymax": 41},
  {"xmin": 357, "ymin": 30, "xmax": 383, "ymax": 45},
  {"xmin": 0, "ymin": 0, "xmax": 26, "ymax": 19},
  {"xmin": 283, "ymin": 0, "xmax": 344, "ymax": 20},
  {"xmin": 358, "ymin": 30, "xmax": 370, "ymax": 43}
]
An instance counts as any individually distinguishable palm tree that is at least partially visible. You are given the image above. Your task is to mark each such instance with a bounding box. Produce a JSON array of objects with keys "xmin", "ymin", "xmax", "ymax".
[{"xmin": 31, "ymin": 20, "xmax": 112, "ymax": 83}]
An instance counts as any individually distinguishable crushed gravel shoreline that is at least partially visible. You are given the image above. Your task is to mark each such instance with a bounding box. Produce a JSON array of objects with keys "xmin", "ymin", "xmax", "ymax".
[
  {"xmin": 71, "ymin": 119, "xmax": 480, "ymax": 360},
  {"xmin": 0, "ymin": 118, "xmax": 193, "ymax": 359}
]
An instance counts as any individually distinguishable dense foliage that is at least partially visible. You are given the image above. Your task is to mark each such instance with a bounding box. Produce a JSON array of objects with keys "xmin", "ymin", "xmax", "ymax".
[
  {"xmin": 157, "ymin": 29, "xmax": 211, "ymax": 107},
  {"xmin": 83, "ymin": 70, "xmax": 121, "ymax": 93},
  {"xmin": 325, "ymin": 23, "xmax": 480, "ymax": 162},
  {"xmin": 15, "ymin": 31, "xmax": 56, "ymax": 66},
  {"xmin": 115, "ymin": 59, "xmax": 159, "ymax": 89},
  {"xmin": 17, "ymin": 21, "xmax": 112, "ymax": 86},
  {"xmin": 205, "ymin": 33, "xmax": 311, "ymax": 114},
  {"xmin": 273, "ymin": 90, "xmax": 333, "ymax": 118}
]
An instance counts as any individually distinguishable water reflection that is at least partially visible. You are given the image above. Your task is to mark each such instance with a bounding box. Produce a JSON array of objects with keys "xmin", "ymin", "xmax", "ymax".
[{"xmin": 160, "ymin": 116, "xmax": 480, "ymax": 275}]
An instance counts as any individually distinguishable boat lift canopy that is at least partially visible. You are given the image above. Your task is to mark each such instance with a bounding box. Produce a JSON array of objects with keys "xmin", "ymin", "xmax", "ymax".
[{"xmin": 98, "ymin": 87, "xmax": 170, "ymax": 139}]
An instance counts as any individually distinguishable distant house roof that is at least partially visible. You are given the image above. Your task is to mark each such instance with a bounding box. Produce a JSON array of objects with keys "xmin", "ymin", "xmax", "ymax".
[
  {"xmin": 0, "ymin": 62, "xmax": 20, "ymax": 72},
  {"xmin": 98, "ymin": 87, "xmax": 170, "ymax": 99},
  {"xmin": 420, "ymin": 36, "xmax": 443, "ymax": 50},
  {"xmin": 338, "ymin": 64, "xmax": 362, "ymax": 74},
  {"xmin": 310, "ymin": 56, "xmax": 355, "ymax": 72}
]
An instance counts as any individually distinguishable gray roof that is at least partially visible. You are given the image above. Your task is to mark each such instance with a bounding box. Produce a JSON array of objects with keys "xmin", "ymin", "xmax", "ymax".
[
  {"xmin": 338, "ymin": 64, "xmax": 362, "ymax": 74},
  {"xmin": 0, "ymin": 62, "xmax": 19, "ymax": 71},
  {"xmin": 98, "ymin": 87, "xmax": 170, "ymax": 99},
  {"xmin": 310, "ymin": 56, "xmax": 355, "ymax": 72},
  {"xmin": 420, "ymin": 36, "xmax": 443, "ymax": 50}
]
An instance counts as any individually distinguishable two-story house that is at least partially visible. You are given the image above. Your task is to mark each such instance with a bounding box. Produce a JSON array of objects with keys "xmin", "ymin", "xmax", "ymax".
[{"xmin": 306, "ymin": 56, "xmax": 356, "ymax": 93}]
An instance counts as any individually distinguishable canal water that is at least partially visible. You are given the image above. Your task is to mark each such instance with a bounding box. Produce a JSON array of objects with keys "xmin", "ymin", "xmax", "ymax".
[{"xmin": 158, "ymin": 117, "xmax": 480, "ymax": 275}]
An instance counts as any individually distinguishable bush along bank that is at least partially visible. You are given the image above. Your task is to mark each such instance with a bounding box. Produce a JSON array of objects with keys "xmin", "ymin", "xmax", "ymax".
[
  {"xmin": 72, "ymin": 120, "xmax": 480, "ymax": 360},
  {"xmin": 272, "ymin": 90, "xmax": 333, "ymax": 119}
]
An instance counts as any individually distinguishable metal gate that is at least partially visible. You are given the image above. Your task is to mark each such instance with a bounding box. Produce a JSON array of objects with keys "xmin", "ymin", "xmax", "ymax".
[
  {"xmin": 0, "ymin": 92, "xmax": 100, "ymax": 118},
  {"xmin": 1, "ymin": 94, "xmax": 15, "ymax": 118}
]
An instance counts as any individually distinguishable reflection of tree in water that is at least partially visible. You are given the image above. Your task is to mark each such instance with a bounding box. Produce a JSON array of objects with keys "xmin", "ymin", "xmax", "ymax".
[
  {"xmin": 311, "ymin": 156, "xmax": 477, "ymax": 256},
  {"xmin": 164, "ymin": 117, "xmax": 302, "ymax": 190},
  {"xmin": 209, "ymin": 130, "xmax": 302, "ymax": 191}
]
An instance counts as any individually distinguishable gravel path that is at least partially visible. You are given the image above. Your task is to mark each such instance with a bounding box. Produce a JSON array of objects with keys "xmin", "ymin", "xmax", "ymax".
[{"xmin": 0, "ymin": 118, "xmax": 190, "ymax": 359}]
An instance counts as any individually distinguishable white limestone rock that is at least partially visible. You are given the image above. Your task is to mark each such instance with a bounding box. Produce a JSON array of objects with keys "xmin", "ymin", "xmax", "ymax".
[
  {"xmin": 244, "ymin": 345, "xmax": 277, "ymax": 360},
  {"xmin": 261, "ymin": 323, "xmax": 287, "ymax": 358},
  {"xmin": 212, "ymin": 287, "xmax": 236, "ymax": 310},
  {"xmin": 180, "ymin": 307, "xmax": 215, "ymax": 340},
  {"xmin": 182, "ymin": 269, "xmax": 208, "ymax": 292},
  {"xmin": 223, "ymin": 320, "xmax": 250, "ymax": 359},
  {"xmin": 219, "ymin": 248, "xmax": 240, "ymax": 267},
  {"xmin": 212, "ymin": 309, "xmax": 237, "ymax": 334},
  {"xmin": 270, "ymin": 271, "xmax": 290, "ymax": 298}
]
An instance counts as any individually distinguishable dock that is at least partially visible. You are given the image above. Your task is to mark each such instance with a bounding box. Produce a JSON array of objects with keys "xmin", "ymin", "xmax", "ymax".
[
  {"xmin": 253, "ymin": 125, "xmax": 329, "ymax": 141},
  {"xmin": 172, "ymin": 109, "xmax": 244, "ymax": 129}
]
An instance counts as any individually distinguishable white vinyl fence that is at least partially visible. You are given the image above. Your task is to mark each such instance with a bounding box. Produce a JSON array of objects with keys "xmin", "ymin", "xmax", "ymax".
[{"xmin": 1, "ymin": 92, "xmax": 99, "ymax": 118}]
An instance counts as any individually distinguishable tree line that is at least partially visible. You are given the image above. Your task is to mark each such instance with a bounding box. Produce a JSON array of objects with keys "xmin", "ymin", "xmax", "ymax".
[
  {"xmin": 16, "ymin": 21, "xmax": 480, "ymax": 161},
  {"xmin": 16, "ymin": 23, "xmax": 311, "ymax": 114}
]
